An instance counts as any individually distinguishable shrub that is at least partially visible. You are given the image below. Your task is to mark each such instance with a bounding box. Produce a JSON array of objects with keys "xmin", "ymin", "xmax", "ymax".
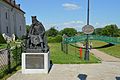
[
  {"xmin": 48, "ymin": 35, "xmax": 62, "ymax": 43},
  {"xmin": 0, "ymin": 34, "xmax": 6, "ymax": 44},
  {"xmin": 55, "ymin": 35, "xmax": 62, "ymax": 42},
  {"xmin": 15, "ymin": 35, "xmax": 19, "ymax": 40}
]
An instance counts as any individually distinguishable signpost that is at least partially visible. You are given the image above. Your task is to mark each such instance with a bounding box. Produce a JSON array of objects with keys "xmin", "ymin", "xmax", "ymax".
[
  {"xmin": 82, "ymin": 25, "xmax": 94, "ymax": 34},
  {"xmin": 82, "ymin": 25, "xmax": 94, "ymax": 61},
  {"xmin": 82, "ymin": 0, "xmax": 94, "ymax": 61}
]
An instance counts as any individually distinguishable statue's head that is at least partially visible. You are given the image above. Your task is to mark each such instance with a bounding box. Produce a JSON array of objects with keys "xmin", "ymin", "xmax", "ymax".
[{"xmin": 31, "ymin": 16, "xmax": 37, "ymax": 24}]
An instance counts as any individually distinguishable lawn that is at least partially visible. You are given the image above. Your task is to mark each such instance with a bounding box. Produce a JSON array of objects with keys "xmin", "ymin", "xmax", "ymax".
[
  {"xmin": 0, "ymin": 44, "xmax": 7, "ymax": 49},
  {"xmin": 90, "ymin": 40, "xmax": 108, "ymax": 48},
  {"xmin": 90, "ymin": 40, "xmax": 120, "ymax": 58},
  {"xmin": 99, "ymin": 44, "xmax": 120, "ymax": 58},
  {"xmin": 49, "ymin": 43, "xmax": 100, "ymax": 64}
]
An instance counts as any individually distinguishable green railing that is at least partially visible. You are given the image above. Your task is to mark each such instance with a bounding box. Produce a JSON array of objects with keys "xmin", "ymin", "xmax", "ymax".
[{"xmin": 63, "ymin": 35, "xmax": 120, "ymax": 44}]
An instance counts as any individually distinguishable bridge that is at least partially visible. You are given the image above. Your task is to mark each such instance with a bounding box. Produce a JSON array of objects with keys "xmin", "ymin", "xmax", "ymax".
[{"xmin": 63, "ymin": 35, "xmax": 120, "ymax": 44}]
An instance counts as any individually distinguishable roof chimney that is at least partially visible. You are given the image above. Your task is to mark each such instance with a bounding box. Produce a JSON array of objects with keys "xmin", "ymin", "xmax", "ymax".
[
  {"xmin": 13, "ymin": 0, "xmax": 16, "ymax": 5},
  {"xmin": 18, "ymin": 4, "xmax": 20, "ymax": 7},
  {"xmin": 17, "ymin": 4, "xmax": 20, "ymax": 8}
]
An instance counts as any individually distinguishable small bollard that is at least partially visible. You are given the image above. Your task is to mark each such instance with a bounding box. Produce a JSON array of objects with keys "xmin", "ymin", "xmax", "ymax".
[{"xmin": 79, "ymin": 47, "xmax": 82, "ymax": 59}]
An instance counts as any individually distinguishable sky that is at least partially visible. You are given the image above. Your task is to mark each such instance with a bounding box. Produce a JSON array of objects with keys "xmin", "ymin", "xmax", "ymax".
[{"xmin": 16, "ymin": 0, "xmax": 120, "ymax": 31}]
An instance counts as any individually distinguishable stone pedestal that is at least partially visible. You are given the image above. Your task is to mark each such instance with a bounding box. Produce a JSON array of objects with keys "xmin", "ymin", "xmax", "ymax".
[{"xmin": 22, "ymin": 52, "xmax": 50, "ymax": 74}]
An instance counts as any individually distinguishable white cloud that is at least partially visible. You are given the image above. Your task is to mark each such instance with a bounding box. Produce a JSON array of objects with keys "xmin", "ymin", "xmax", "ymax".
[
  {"xmin": 62, "ymin": 3, "xmax": 80, "ymax": 10},
  {"xmin": 63, "ymin": 21, "xmax": 84, "ymax": 26},
  {"xmin": 45, "ymin": 20, "xmax": 85, "ymax": 31},
  {"xmin": 94, "ymin": 22, "xmax": 105, "ymax": 28},
  {"xmin": 60, "ymin": 20, "xmax": 85, "ymax": 31}
]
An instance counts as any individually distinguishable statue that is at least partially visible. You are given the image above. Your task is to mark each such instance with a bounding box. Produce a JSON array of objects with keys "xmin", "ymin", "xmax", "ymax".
[{"xmin": 24, "ymin": 16, "xmax": 49, "ymax": 53}]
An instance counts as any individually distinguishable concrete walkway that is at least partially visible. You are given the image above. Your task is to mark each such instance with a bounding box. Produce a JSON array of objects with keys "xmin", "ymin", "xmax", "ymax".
[
  {"xmin": 90, "ymin": 49, "xmax": 120, "ymax": 62},
  {"xmin": 7, "ymin": 62, "xmax": 120, "ymax": 80},
  {"xmin": 76, "ymin": 42, "xmax": 120, "ymax": 62}
]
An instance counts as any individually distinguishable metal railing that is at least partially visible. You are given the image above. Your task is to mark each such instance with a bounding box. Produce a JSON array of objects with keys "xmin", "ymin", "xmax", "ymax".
[
  {"xmin": 63, "ymin": 35, "xmax": 120, "ymax": 44},
  {"xmin": 0, "ymin": 44, "xmax": 22, "ymax": 79}
]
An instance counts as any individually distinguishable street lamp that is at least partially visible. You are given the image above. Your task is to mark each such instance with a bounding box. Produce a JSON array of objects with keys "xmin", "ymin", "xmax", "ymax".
[
  {"xmin": 87, "ymin": 0, "xmax": 90, "ymax": 25},
  {"xmin": 85, "ymin": 0, "xmax": 90, "ymax": 61},
  {"xmin": 82, "ymin": 0, "xmax": 94, "ymax": 61}
]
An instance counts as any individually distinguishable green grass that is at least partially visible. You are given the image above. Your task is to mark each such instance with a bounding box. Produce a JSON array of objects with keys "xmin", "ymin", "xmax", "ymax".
[
  {"xmin": 0, "ymin": 44, "xmax": 7, "ymax": 49},
  {"xmin": 90, "ymin": 40, "xmax": 120, "ymax": 58},
  {"xmin": 99, "ymin": 44, "xmax": 120, "ymax": 58},
  {"xmin": 0, "ymin": 66, "xmax": 21, "ymax": 80},
  {"xmin": 49, "ymin": 43, "xmax": 100, "ymax": 64},
  {"xmin": 90, "ymin": 40, "xmax": 108, "ymax": 48}
]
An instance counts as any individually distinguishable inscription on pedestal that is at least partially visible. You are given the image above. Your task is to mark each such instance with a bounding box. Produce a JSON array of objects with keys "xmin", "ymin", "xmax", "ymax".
[{"xmin": 26, "ymin": 54, "xmax": 44, "ymax": 69}]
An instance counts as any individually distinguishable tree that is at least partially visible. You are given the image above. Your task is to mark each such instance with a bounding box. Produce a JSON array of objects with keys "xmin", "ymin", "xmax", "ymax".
[
  {"xmin": 101, "ymin": 24, "xmax": 119, "ymax": 37},
  {"xmin": 118, "ymin": 29, "xmax": 120, "ymax": 37},
  {"xmin": 94, "ymin": 28, "xmax": 103, "ymax": 35},
  {"xmin": 46, "ymin": 27, "xmax": 59, "ymax": 37},
  {"xmin": 26, "ymin": 25, "xmax": 31, "ymax": 33},
  {"xmin": 0, "ymin": 34, "xmax": 6, "ymax": 44},
  {"xmin": 77, "ymin": 31, "xmax": 84, "ymax": 35},
  {"xmin": 60, "ymin": 28, "xmax": 77, "ymax": 37}
]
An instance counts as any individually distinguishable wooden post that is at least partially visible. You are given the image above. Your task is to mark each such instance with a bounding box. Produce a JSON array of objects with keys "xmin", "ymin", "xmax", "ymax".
[
  {"xmin": 7, "ymin": 43, "xmax": 11, "ymax": 73},
  {"xmin": 61, "ymin": 42, "xmax": 63, "ymax": 51},
  {"xmin": 15, "ymin": 45, "xmax": 18, "ymax": 65},
  {"xmin": 65, "ymin": 44, "xmax": 68, "ymax": 54}
]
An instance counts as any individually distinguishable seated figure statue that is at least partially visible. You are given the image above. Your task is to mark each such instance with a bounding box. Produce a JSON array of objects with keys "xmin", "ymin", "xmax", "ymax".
[{"xmin": 25, "ymin": 16, "xmax": 49, "ymax": 53}]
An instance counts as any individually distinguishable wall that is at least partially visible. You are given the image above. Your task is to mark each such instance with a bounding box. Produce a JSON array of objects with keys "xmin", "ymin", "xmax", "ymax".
[{"xmin": 0, "ymin": 1, "xmax": 26, "ymax": 37}]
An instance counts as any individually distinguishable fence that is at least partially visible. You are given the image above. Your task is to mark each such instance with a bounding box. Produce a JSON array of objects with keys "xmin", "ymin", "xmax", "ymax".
[
  {"xmin": 0, "ymin": 44, "xmax": 22, "ymax": 79},
  {"xmin": 62, "ymin": 35, "xmax": 120, "ymax": 54},
  {"xmin": 61, "ymin": 42, "xmax": 68, "ymax": 54},
  {"xmin": 63, "ymin": 35, "xmax": 120, "ymax": 44}
]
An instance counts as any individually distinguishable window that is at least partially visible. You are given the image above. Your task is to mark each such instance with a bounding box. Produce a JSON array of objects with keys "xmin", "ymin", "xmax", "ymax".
[
  {"xmin": 20, "ymin": 26, "xmax": 21, "ymax": 31},
  {"xmin": 6, "ymin": 12, "xmax": 8, "ymax": 19},
  {"xmin": 6, "ymin": 26, "xmax": 9, "ymax": 33}
]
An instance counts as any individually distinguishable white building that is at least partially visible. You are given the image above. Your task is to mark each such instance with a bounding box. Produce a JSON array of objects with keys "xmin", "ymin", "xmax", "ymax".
[{"xmin": 0, "ymin": 0, "xmax": 26, "ymax": 37}]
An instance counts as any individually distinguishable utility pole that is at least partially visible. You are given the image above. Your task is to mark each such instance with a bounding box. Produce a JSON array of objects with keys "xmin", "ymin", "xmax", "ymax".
[
  {"xmin": 82, "ymin": 0, "xmax": 94, "ymax": 61},
  {"xmin": 84, "ymin": 0, "xmax": 90, "ymax": 61}
]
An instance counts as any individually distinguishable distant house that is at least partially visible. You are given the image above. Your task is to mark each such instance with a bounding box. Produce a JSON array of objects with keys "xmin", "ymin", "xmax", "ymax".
[{"xmin": 0, "ymin": 0, "xmax": 26, "ymax": 37}]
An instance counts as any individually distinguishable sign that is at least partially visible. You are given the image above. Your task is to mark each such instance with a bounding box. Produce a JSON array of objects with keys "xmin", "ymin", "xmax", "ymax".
[
  {"xmin": 26, "ymin": 54, "xmax": 44, "ymax": 69},
  {"xmin": 82, "ymin": 25, "xmax": 94, "ymax": 34}
]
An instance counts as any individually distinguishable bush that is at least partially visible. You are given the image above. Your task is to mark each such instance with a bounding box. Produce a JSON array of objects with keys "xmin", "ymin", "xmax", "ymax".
[
  {"xmin": 15, "ymin": 35, "xmax": 19, "ymax": 40},
  {"xmin": 0, "ymin": 34, "xmax": 6, "ymax": 44},
  {"xmin": 46, "ymin": 27, "xmax": 59, "ymax": 37},
  {"xmin": 48, "ymin": 35, "xmax": 62, "ymax": 43}
]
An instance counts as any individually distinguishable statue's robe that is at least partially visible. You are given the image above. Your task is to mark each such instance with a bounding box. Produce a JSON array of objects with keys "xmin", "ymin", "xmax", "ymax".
[{"xmin": 29, "ymin": 21, "xmax": 45, "ymax": 44}]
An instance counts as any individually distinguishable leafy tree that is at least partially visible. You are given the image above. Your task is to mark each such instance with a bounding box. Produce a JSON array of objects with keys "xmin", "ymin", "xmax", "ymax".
[
  {"xmin": 47, "ymin": 35, "xmax": 62, "ymax": 43},
  {"xmin": 77, "ymin": 31, "xmax": 84, "ymax": 35},
  {"xmin": 0, "ymin": 34, "xmax": 6, "ymax": 44},
  {"xmin": 46, "ymin": 27, "xmax": 59, "ymax": 37},
  {"xmin": 118, "ymin": 29, "xmax": 120, "ymax": 37},
  {"xmin": 60, "ymin": 28, "xmax": 77, "ymax": 37},
  {"xmin": 94, "ymin": 28, "xmax": 103, "ymax": 35},
  {"xmin": 101, "ymin": 24, "xmax": 119, "ymax": 37},
  {"xmin": 26, "ymin": 25, "xmax": 31, "ymax": 33}
]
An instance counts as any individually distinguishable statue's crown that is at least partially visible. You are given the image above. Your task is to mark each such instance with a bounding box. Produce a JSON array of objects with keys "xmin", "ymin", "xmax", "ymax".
[{"xmin": 31, "ymin": 16, "xmax": 37, "ymax": 19}]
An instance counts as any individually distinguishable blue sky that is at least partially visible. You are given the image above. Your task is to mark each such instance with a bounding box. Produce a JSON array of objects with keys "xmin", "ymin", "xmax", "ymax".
[{"xmin": 16, "ymin": 0, "xmax": 120, "ymax": 31}]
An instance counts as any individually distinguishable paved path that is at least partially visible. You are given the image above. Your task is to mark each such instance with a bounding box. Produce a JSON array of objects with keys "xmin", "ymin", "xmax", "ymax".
[
  {"xmin": 7, "ymin": 62, "xmax": 120, "ymax": 80},
  {"xmin": 76, "ymin": 42, "xmax": 120, "ymax": 62},
  {"xmin": 90, "ymin": 49, "xmax": 120, "ymax": 62}
]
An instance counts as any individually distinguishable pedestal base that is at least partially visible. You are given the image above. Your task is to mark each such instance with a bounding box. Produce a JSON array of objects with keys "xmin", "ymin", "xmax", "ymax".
[{"xmin": 22, "ymin": 52, "xmax": 50, "ymax": 74}]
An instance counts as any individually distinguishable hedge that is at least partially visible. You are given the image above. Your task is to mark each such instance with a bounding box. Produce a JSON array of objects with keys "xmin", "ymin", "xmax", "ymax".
[
  {"xmin": 0, "ymin": 34, "xmax": 6, "ymax": 44},
  {"xmin": 48, "ymin": 35, "xmax": 62, "ymax": 43}
]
